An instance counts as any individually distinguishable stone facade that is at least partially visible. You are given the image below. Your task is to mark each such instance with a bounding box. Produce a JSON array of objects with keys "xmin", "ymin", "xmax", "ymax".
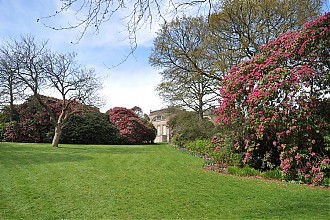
[{"xmin": 149, "ymin": 109, "xmax": 172, "ymax": 143}]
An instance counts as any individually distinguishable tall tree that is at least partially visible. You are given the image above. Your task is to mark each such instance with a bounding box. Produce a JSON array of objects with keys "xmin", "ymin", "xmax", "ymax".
[
  {"xmin": 150, "ymin": 16, "xmax": 219, "ymax": 118},
  {"xmin": 207, "ymin": 0, "xmax": 323, "ymax": 64},
  {"xmin": 44, "ymin": 51, "xmax": 102, "ymax": 147},
  {"xmin": 1, "ymin": 35, "xmax": 102, "ymax": 147},
  {"xmin": 0, "ymin": 59, "xmax": 22, "ymax": 122},
  {"xmin": 0, "ymin": 38, "xmax": 32, "ymax": 121}
]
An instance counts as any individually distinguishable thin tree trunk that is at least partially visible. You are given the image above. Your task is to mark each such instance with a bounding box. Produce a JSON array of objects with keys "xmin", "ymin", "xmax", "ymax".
[
  {"xmin": 51, "ymin": 110, "xmax": 66, "ymax": 148},
  {"xmin": 9, "ymin": 75, "xmax": 14, "ymax": 122},
  {"xmin": 52, "ymin": 125, "xmax": 62, "ymax": 148}
]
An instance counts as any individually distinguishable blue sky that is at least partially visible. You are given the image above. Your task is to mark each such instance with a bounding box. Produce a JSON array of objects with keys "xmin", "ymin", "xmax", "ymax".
[
  {"xmin": 0, "ymin": 0, "xmax": 329, "ymax": 113},
  {"xmin": 0, "ymin": 0, "xmax": 164, "ymax": 113}
]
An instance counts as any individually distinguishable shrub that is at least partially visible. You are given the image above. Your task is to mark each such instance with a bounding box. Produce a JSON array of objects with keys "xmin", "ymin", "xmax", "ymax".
[
  {"xmin": 215, "ymin": 13, "xmax": 330, "ymax": 184},
  {"xmin": 107, "ymin": 107, "xmax": 156, "ymax": 144},
  {"xmin": 60, "ymin": 112, "xmax": 121, "ymax": 144},
  {"xmin": 204, "ymin": 135, "xmax": 242, "ymax": 168},
  {"xmin": 169, "ymin": 110, "xmax": 215, "ymax": 147},
  {"xmin": 0, "ymin": 111, "xmax": 9, "ymax": 141},
  {"xmin": 2, "ymin": 95, "xmax": 99, "ymax": 143},
  {"xmin": 185, "ymin": 139, "xmax": 210, "ymax": 156}
]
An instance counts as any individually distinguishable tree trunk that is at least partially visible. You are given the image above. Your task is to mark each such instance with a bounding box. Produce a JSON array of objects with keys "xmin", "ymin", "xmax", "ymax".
[
  {"xmin": 52, "ymin": 125, "xmax": 62, "ymax": 148},
  {"xmin": 51, "ymin": 109, "xmax": 67, "ymax": 148}
]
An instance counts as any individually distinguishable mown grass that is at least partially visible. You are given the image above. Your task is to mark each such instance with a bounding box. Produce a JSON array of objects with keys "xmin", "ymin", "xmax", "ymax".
[{"xmin": 0, "ymin": 142, "xmax": 329, "ymax": 219}]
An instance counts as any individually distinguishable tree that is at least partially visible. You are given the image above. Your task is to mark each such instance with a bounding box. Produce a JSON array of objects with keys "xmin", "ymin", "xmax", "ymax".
[
  {"xmin": 207, "ymin": 0, "xmax": 323, "ymax": 68},
  {"xmin": 1, "ymin": 35, "xmax": 102, "ymax": 147},
  {"xmin": 107, "ymin": 107, "xmax": 156, "ymax": 144},
  {"xmin": 0, "ymin": 39, "xmax": 30, "ymax": 122},
  {"xmin": 44, "ymin": 51, "xmax": 102, "ymax": 147},
  {"xmin": 150, "ymin": 16, "xmax": 220, "ymax": 118},
  {"xmin": 215, "ymin": 13, "xmax": 329, "ymax": 184}
]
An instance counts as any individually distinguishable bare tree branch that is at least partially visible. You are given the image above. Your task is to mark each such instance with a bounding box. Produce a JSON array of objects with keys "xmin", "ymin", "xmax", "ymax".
[{"xmin": 37, "ymin": 0, "xmax": 215, "ymax": 45}]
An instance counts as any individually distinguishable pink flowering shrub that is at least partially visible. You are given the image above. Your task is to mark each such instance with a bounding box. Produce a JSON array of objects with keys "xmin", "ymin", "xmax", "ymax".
[
  {"xmin": 3, "ymin": 95, "xmax": 98, "ymax": 142},
  {"xmin": 280, "ymin": 144, "xmax": 330, "ymax": 184},
  {"xmin": 107, "ymin": 107, "xmax": 156, "ymax": 144},
  {"xmin": 204, "ymin": 135, "xmax": 242, "ymax": 169},
  {"xmin": 215, "ymin": 13, "xmax": 330, "ymax": 184}
]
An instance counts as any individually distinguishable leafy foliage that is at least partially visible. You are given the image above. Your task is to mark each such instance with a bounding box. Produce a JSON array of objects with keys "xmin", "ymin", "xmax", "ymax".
[
  {"xmin": 204, "ymin": 135, "xmax": 242, "ymax": 169},
  {"xmin": 60, "ymin": 112, "xmax": 120, "ymax": 144},
  {"xmin": 3, "ymin": 96, "xmax": 98, "ymax": 143},
  {"xmin": 215, "ymin": 13, "xmax": 330, "ymax": 184},
  {"xmin": 107, "ymin": 107, "xmax": 156, "ymax": 144},
  {"xmin": 209, "ymin": 0, "xmax": 323, "ymax": 60},
  {"xmin": 169, "ymin": 110, "xmax": 215, "ymax": 147},
  {"xmin": 185, "ymin": 139, "xmax": 211, "ymax": 156}
]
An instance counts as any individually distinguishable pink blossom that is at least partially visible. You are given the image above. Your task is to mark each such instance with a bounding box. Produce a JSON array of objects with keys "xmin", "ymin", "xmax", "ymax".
[
  {"xmin": 321, "ymin": 158, "xmax": 330, "ymax": 165},
  {"xmin": 312, "ymin": 167, "xmax": 319, "ymax": 172},
  {"xmin": 272, "ymin": 141, "xmax": 277, "ymax": 146}
]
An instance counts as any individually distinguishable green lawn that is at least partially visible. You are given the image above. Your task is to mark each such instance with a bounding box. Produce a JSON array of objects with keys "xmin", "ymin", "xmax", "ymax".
[{"xmin": 0, "ymin": 142, "xmax": 329, "ymax": 219}]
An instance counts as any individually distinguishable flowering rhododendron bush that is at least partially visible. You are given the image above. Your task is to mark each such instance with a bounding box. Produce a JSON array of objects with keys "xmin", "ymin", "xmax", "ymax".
[
  {"xmin": 107, "ymin": 107, "xmax": 156, "ymax": 144},
  {"xmin": 214, "ymin": 13, "xmax": 330, "ymax": 184},
  {"xmin": 3, "ymin": 96, "xmax": 97, "ymax": 143}
]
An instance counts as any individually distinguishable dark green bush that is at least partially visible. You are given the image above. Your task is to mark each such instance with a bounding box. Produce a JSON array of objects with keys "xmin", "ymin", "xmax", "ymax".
[
  {"xmin": 61, "ymin": 112, "xmax": 120, "ymax": 144},
  {"xmin": 0, "ymin": 110, "xmax": 10, "ymax": 141}
]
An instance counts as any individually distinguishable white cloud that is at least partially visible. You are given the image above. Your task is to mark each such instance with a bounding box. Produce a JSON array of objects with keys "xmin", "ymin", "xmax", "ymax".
[{"xmin": 100, "ymin": 66, "xmax": 164, "ymax": 113}]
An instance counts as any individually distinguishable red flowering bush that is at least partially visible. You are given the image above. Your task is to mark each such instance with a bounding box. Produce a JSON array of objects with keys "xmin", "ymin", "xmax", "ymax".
[
  {"xmin": 107, "ymin": 107, "xmax": 156, "ymax": 144},
  {"xmin": 215, "ymin": 13, "xmax": 330, "ymax": 184},
  {"xmin": 3, "ymin": 96, "xmax": 97, "ymax": 143}
]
